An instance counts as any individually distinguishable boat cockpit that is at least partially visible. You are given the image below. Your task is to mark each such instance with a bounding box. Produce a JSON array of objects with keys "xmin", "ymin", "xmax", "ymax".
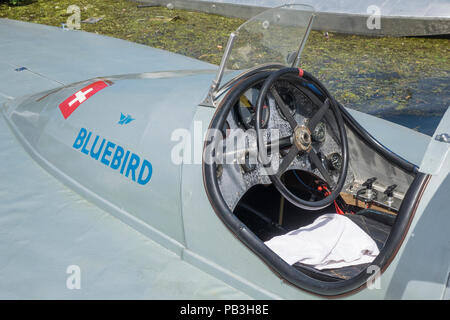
[{"xmin": 202, "ymin": 5, "xmax": 429, "ymax": 296}]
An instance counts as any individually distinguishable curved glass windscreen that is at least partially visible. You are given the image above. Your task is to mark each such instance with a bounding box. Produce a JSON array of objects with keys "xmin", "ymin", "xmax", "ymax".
[
  {"xmin": 214, "ymin": 3, "xmax": 448, "ymax": 136},
  {"xmin": 225, "ymin": 4, "xmax": 314, "ymax": 71}
]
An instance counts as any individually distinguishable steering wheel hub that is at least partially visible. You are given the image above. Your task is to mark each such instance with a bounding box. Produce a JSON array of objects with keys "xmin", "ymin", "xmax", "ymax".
[{"xmin": 293, "ymin": 125, "xmax": 312, "ymax": 152}]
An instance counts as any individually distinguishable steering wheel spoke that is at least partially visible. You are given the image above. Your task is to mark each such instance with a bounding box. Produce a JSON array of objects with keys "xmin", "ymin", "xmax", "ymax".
[
  {"xmin": 270, "ymin": 86, "xmax": 297, "ymax": 129},
  {"xmin": 308, "ymin": 149, "xmax": 333, "ymax": 187},
  {"xmin": 276, "ymin": 145, "xmax": 299, "ymax": 178},
  {"xmin": 308, "ymin": 98, "xmax": 330, "ymax": 131}
]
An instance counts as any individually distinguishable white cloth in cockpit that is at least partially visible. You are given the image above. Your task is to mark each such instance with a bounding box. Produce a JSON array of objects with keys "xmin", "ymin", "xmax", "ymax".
[{"xmin": 264, "ymin": 213, "xmax": 380, "ymax": 270}]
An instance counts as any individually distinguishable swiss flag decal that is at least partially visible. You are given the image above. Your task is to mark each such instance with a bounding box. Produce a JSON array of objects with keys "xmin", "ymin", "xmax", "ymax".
[{"xmin": 59, "ymin": 80, "xmax": 108, "ymax": 119}]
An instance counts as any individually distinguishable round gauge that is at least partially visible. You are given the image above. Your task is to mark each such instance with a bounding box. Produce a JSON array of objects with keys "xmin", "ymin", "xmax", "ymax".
[
  {"xmin": 328, "ymin": 152, "xmax": 342, "ymax": 171},
  {"xmin": 312, "ymin": 122, "xmax": 327, "ymax": 143},
  {"xmin": 236, "ymin": 94, "xmax": 269, "ymax": 129}
]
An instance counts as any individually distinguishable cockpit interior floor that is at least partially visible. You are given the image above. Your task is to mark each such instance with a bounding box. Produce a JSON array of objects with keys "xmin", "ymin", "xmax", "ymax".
[
  {"xmin": 345, "ymin": 213, "xmax": 391, "ymax": 250},
  {"xmin": 235, "ymin": 184, "xmax": 333, "ymax": 242},
  {"xmin": 294, "ymin": 212, "xmax": 391, "ymax": 281},
  {"xmin": 235, "ymin": 184, "xmax": 392, "ymax": 281}
]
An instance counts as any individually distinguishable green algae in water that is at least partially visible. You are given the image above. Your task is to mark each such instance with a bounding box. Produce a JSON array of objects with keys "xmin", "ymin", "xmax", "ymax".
[{"xmin": 1, "ymin": 0, "xmax": 449, "ymax": 134}]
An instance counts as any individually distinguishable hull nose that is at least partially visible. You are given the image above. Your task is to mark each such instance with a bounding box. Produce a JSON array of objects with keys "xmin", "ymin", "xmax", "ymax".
[{"xmin": 2, "ymin": 72, "xmax": 214, "ymax": 247}]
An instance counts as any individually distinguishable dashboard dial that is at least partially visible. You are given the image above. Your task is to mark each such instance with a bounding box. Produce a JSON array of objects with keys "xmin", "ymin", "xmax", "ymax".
[
  {"xmin": 328, "ymin": 152, "xmax": 342, "ymax": 171},
  {"xmin": 312, "ymin": 122, "xmax": 327, "ymax": 143}
]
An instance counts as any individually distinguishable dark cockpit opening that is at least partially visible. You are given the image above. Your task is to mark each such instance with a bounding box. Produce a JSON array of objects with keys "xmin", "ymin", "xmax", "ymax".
[{"xmin": 233, "ymin": 170, "xmax": 395, "ymax": 281}]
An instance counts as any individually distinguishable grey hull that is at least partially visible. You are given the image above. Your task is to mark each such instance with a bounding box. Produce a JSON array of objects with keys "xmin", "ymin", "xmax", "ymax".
[{"xmin": 1, "ymin": 18, "xmax": 449, "ymax": 299}]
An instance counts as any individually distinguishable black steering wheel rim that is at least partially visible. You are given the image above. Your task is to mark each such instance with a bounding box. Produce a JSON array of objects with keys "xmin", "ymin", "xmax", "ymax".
[{"xmin": 255, "ymin": 67, "xmax": 349, "ymax": 210}]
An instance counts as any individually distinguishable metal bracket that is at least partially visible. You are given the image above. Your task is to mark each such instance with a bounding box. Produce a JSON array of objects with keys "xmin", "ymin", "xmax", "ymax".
[
  {"xmin": 292, "ymin": 14, "xmax": 315, "ymax": 67},
  {"xmin": 200, "ymin": 32, "xmax": 236, "ymax": 108},
  {"xmin": 435, "ymin": 133, "xmax": 450, "ymax": 143}
]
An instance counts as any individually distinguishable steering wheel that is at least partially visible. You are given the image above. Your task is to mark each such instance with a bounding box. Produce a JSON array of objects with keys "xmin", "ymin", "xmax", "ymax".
[{"xmin": 255, "ymin": 68, "xmax": 349, "ymax": 210}]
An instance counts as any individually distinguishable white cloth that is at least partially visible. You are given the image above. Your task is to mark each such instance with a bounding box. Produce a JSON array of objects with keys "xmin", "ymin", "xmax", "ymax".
[{"xmin": 264, "ymin": 213, "xmax": 380, "ymax": 270}]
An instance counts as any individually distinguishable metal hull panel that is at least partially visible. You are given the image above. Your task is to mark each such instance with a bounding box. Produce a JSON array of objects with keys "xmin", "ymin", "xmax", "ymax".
[
  {"xmin": 0, "ymin": 19, "xmax": 448, "ymax": 299},
  {"xmin": 2, "ymin": 73, "xmax": 215, "ymax": 248},
  {"xmin": 0, "ymin": 19, "xmax": 216, "ymax": 99},
  {"xmin": 0, "ymin": 116, "xmax": 249, "ymax": 299}
]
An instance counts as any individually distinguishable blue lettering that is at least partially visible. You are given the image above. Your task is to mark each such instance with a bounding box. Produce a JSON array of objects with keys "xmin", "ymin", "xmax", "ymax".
[
  {"xmin": 73, "ymin": 128, "xmax": 87, "ymax": 149},
  {"xmin": 125, "ymin": 153, "xmax": 140, "ymax": 181},
  {"xmin": 137, "ymin": 160, "xmax": 153, "ymax": 185},
  {"xmin": 110, "ymin": 145, "xmax": 124, "ymax": 170},
  {"xmin": 101, "ymin": 141, "xmax": 116, "ymax": 166},
  {"xmin": 73, "ymin": 128, "xmax": 153, "ymax": 186},
  {"xmin": 81, "ymin": 131, "xmax": 92, "ymax": 155},
  {"xmin": 120, "ymin": 151, "xmax": 130, "ymax": 174},
  {"xmin": 90, "ymin": 136, "xmax": 105, "ymax": 160}
]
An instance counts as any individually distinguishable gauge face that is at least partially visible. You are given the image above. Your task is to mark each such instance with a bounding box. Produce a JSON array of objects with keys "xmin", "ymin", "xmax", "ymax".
[
  {"xmin": 235, "ymin": 93, "xmax": 269, "ymax": 129},
  {"xmin": 328, "ymin": 152, "xmax": 342, "ymax": 171},
  {"xmin": 312, "ymin": 122, "xmax": 327, "ymax": 143}
]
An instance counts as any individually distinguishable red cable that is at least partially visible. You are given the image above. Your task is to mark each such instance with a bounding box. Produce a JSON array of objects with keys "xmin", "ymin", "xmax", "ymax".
[{"xmin": 334, "ymin": 201, "xmax": 345, "ymax": 215}]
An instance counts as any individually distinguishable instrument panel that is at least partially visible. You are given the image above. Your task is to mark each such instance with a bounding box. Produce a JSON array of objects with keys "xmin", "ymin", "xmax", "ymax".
[
  {"xmin": 216, "ymin": 78, "xmax": 413, "ymax": 214},
  {"xmin": 232, "ymin": 80, "xmax": 318, "ymax": 130},
  {"xmin": 218, "ymin": 79, "xmax": 350, "ymax": 210}
]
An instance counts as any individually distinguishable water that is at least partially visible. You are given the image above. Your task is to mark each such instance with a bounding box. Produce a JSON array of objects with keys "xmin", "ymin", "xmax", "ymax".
[{"xmin": 350, "ymin": 76, "xmax": 450, "ymax": 136}]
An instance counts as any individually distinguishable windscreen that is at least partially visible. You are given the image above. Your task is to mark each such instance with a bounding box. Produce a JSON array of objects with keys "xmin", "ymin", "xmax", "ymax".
[
  {"xmin": 299, "ymin": 22, "xmax": 449, "ymax": 136},
  {"xmin": 215, "ymin": 2, "xmax": 448, "ymax": 136},
  {"xmin": 225, "ymin": 4, "xmax": 314, "ymax": 71}
]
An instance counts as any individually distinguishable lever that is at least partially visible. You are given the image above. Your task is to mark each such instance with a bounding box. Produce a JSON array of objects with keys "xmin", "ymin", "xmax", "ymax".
[
  {"xmin": 362, "ymin": 177, "xmax": 377, "ymax": 189},
  {"xmin": 384, "ymin": 184, "xmax": 397, "ymax": 206},
  {"xmin": 384, "ymin": 184, "xmax": 397, "ymax": 197},
  {"xmin": 359, "ymin": 177, "xmax": 377, "ymax": 201}
]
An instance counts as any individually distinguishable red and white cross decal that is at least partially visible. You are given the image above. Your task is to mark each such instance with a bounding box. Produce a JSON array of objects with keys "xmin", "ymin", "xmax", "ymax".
[{"xmin": 59, "ymin": 80, "xmax": 108, "ymax": 119}]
